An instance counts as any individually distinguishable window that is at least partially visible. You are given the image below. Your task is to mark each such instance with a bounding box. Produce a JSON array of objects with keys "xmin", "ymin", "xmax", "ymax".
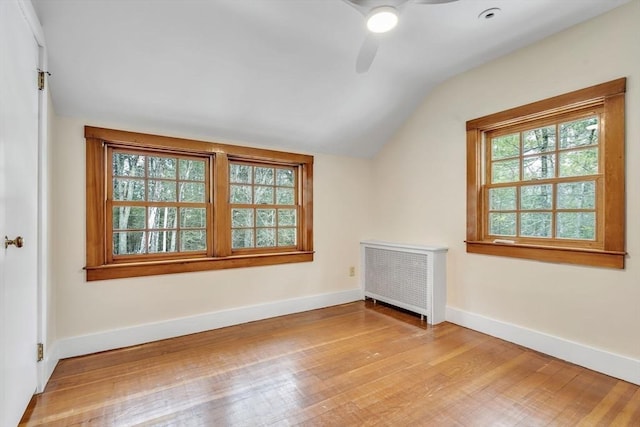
[
  {"xmin": 466, "ymin": 78, "xmax": 626, "ymax": 268},
  {"xmin": 486, "ymin": 113, "xmax": 601, "ymax": 243},
  {"xmin": 110, "ymin": 149, "xmax": 209, "ymax": 259},
  {"xmin": 229, "ymin": 162, "xmax": 298, "ymax": 251},
  {"xmin": 85, "ymin": 127, "xmax": 313, "ymax": 280}
]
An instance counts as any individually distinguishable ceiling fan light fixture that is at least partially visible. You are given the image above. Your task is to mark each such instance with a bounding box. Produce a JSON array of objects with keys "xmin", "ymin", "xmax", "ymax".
[{"xmin": 366, "ymin": 6, "xmax": 399, "ymax": 33}]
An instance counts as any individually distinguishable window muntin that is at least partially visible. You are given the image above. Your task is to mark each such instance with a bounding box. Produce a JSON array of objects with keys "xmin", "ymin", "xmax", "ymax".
[
  {"xmin": 85, "ymin": 126, "xmax": 314, "ymax": 280},
  {"xmin": 485, "ymin": 113, "xmax": 601, "ymax": 245},
  {"xmin": 466, "ymin": 78, "xmax": 626, "ymax": 269},
  {"xmin": 229, "ymin": 162, "xmax": 298, "ymax": 250}
]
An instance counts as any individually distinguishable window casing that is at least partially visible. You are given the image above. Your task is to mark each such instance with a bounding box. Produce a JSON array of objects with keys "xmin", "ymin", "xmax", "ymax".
[
  {"xmin": 86, "ymin": 127, "xmax": 313, "ymax": 280},
  {"xmin": 466, "ymin": 78, "xmax": 626, "ymax": 268}
]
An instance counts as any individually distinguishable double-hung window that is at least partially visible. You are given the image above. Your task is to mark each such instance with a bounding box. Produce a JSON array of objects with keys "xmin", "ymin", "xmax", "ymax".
[
  {"xmin": 466, "ymin": 78, "xmax": 626, "ymax": 268},
  {"xmin": 109, "ymin": 149, "xmax": 210, "ymax": 260},
  {"xmin": 86, "ymin": 127, "xmax": 313, "ymax": 280},
  {"xmin": 486, "ymin": 112, "xmax": 601, "ymax": 244},
  {"xmin": 229, "ymin": 161, "xmax": 299, "ymax": 251}
]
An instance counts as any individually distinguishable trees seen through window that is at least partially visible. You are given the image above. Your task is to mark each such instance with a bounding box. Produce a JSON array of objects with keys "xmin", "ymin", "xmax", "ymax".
[
  {"xmin": 85, "ymin": 126, "xmax": 314, "ymax": 280},
  {"xmin": 466, "ymin": 78, "xmax": 626, "ymax": 268}
]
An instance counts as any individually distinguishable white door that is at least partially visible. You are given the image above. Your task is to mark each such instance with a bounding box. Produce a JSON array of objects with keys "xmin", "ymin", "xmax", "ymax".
[{"xmin": 0, "ymin": 0, "xmax": 41, "ymax": 425}]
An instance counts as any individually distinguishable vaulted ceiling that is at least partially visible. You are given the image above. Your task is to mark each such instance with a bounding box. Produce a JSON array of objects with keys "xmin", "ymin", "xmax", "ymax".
[{"xmin": 33, "ymin": 0, "xmax": 629, "ymax": 157}]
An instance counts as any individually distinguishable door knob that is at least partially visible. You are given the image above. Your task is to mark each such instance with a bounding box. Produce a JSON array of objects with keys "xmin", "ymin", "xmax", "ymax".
[{"xmin": 4, "ymin": 236, "xmax": 24, "ymax": 249}]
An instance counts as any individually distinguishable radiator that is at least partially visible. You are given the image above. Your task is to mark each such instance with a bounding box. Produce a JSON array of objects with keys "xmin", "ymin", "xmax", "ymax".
[{"xmin": 361, "ymin": 241, "xmax": 447, "ymax": 325}]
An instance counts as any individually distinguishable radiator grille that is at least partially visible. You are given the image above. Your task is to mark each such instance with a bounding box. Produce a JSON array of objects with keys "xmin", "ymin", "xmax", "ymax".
[
  {"xmin": 361, "ymin": 241, "xmax": 447, "ymax": 325},
  {"xmin": 364, "ymin": 247, "xmax": 429, "ymax": 311}
]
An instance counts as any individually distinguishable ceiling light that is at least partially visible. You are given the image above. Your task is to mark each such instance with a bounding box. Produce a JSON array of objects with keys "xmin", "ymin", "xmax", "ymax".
[{"xmin": 366, "ymin": 6, "xmax": 399, "ymax": 33}]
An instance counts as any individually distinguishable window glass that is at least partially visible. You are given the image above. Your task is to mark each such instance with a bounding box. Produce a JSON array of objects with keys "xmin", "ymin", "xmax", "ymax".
[
  {"xmin": 113, "ymin": 153, "xmax": 145, "ymax": 177},
  {"xmin": 491, "ymin": 133, "xmax": 519, "ymax": 160},
  {"xmin": 485, "ymin": 115, "xmax": 600, "ymax": 242},
  {"xmin": 520, "ymin": 213, "xmax": 552, "ymax": 238},
  {"xmin": 491, "ymin": 159, "xmax": 519, "ymax": 184},
  {"xmin": 557, "ymin": 181, "xmax": 595, "ymax": 209},
  {"xmin": 230, "ymin": 163, "xmax": 297, "ymax": 250},
  {"xmin": 523, "ymin": 155, "xmax": 555, "ymax": 181},
  {"xmin": 489, "ymin": 213, "xmax": 516, "ymax": 236},
  {"xmin": 111, "ymin": 151, "xmax": 208, "ymax": 257},
  {"xmin": 560, "ymin": 117, "xmax": 598, "ymax": 149},
  {"xmin": 557, "ymin": 212, "xmax": 595, "ymax": 240},
  {"xmin": 179, "ymin": 159, "xmax": 205, "ymax": 181},
  {"xmin": 558, "ymin": 148, "xmax": 598, "ymax": 177},
  {"xmin": 520, "ymin": 185, "xmax": 552, "ymax": 210},
  {"xmin": 523, "ymin": 126, "xmax": 556, "ymax": 154}
]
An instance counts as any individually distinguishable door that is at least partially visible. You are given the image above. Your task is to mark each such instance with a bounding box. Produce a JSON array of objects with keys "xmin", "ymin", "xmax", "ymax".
[{"xmin": 0, "ymin": 0, "xmax": 41, "ymax": 425}]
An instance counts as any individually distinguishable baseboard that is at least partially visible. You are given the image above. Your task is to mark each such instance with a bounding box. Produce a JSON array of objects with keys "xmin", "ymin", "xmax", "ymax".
[
  {"xmin": 38, "ymin": 340, "xmax": 60, "ymax": 393},
  {"xmin": 446, "ymin": 306, "xmax": 640, "ymax": 386},
  {"xmin": 56, "ymin": 289, "xmax": 362, "ymax": 360}
]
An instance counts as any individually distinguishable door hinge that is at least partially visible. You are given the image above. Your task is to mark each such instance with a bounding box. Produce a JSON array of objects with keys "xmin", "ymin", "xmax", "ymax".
[
  {"xmin": 37, "ymin": 343, "xmax": 44, "ymax": 362},
  {"xmin": 37, "ymin": 69, "xmax": 51, "ymax": 91}
]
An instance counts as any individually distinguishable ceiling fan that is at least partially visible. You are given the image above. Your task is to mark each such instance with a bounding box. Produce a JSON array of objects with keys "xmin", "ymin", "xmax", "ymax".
[{"xmin": 343, "ymin": 0, "xmax": 460, "ymax": 73}]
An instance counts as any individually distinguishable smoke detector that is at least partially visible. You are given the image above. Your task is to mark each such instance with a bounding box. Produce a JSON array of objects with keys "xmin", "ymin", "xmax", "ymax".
[{"xmin": 478, "ymin": 7, "xmax": 501, "ymax": 20}]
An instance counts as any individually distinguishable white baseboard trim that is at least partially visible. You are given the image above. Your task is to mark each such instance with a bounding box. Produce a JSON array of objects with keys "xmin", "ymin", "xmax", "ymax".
[
  {"xmin": 57, "ymin": 289, "xmax": 362, "ymax": 360},
  {"xmin": 38, "ymin": 340, "xmax": 60, "ymax": 393},
  {"xmin": 446, "ymin": 306, "xmax": 640, "ymax": 386}
]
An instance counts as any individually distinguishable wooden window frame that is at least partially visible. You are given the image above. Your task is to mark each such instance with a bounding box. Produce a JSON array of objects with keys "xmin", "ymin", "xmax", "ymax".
[
  {"xmin": 466, "ymin": 78, "xmax": 626, "ymax": 268},
  {"xmin": 85, "ymin": 126, "xmax": 314, "ymax": 281}
]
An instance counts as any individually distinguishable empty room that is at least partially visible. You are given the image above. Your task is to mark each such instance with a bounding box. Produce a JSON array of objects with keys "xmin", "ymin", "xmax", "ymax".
[{"xmin": 1, "ymin": 0, "xmax": 639, "ymax": 425}]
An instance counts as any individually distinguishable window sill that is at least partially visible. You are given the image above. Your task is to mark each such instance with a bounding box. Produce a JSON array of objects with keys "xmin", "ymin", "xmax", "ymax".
[
  {"xmin": 465, "ymin": 241, "xmax": 625, "ymax": 269},
  {"xmin": 85, "ymin": 251, "xmax": 314, "ymax": 281}
]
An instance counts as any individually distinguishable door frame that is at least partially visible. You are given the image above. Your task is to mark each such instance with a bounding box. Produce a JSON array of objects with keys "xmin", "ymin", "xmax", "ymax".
[{"xmin": 16, "ymin": 0, "xmax": 54, "ymax": 393}]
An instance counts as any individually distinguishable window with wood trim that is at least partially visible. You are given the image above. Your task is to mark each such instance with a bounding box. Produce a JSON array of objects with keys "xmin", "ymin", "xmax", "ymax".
[
  {"xmin": 85, "ymin": 126, "xmax": 313, "ymax": 281},
  {"xmin": 109, "ymin": 149, "xmax": 210, "ymax": 260},
  {"xmin": 229, "ymin": 161, "xmax": 299, "ymax": 251},
  {"xmin": 466, "ymin": 78, "xmax": 626, "ymax": 268}
]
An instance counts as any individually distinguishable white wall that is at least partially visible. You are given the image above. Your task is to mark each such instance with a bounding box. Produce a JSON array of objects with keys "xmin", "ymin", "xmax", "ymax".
[
  {"xmin": 372, "ymin": 0, "xmax": 640, "ymax": 363},
  {"xmin": 51, "ymin": 116, "xmax": 372, "ymax": 344}
]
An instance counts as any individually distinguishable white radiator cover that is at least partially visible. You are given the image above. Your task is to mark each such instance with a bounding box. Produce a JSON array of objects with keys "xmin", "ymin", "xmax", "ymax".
[{"xmin": 361, "ymin": 241, "xmax": 447, "ymax": 325}]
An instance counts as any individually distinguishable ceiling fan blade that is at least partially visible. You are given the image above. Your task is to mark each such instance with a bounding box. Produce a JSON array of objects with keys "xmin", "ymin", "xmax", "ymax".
[
  {"xmin": 344, "ymin": 0, "xmax": 411, "ymax": 15},
  {"xmin": 342, "ymin": 0, "xmax": 368, "ymax": 16},
  {"xmin": 412, "ymin": 0, "xmax": 458, "ymax": 4},
  {"xmin": 345, "ymin": 0, "xmax": 407, "ymax": 9},
  {"xmin": 355, "ymin": 34, "xmax": 379, "ymax": 74}
]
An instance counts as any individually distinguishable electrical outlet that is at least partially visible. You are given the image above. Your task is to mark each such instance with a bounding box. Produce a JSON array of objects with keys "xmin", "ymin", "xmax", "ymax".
[{"xmin": 349, "ymin": 266, "xmax": 355, "ymax": 277}]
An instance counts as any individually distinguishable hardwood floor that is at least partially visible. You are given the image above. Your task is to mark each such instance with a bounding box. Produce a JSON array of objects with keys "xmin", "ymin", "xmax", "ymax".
[{"xmin": 20, "ymin": 301, "xmax": 640, "ymax": 426}]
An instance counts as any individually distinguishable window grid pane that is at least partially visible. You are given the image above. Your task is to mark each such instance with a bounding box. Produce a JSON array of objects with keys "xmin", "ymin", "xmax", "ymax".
[
  {"xmin": 523, "ymin": 125, "xmax": 556, "ymax": 155},
  {"xmin": 111, "ymin": 150, "xmax": 209, "ymax": 256},
  {"xmin": 558, "ymin": 148, "xmax": 598, "ymax": 177},
  {"xmin": 560, "ymin": 117, "xmax": 599, "ymax": 149},
  {"xmin": 557, "ymin": 212, "xmax": 596, "ymax": 240},
  {"xmin": 520, "ymin": 212, "xmax": 552, "ymax": 238},
  {"xmin": 486, "ymin": 115, "xmax": 600, "ymax": 242},
  {"xmin": 230, "ymin": 162, "xmax": 298, "ymax": 250}
]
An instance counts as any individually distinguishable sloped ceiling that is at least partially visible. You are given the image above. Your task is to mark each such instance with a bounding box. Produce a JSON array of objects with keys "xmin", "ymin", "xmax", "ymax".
[{"xmin": 33, "ymin": 0, "xmax": 628, "ymax": 157}]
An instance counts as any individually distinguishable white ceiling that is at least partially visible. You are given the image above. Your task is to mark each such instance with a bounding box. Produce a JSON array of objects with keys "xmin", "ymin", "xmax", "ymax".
[{"xmin": 33, "ymin": 0, "xmax": 629, "ymax": 157}]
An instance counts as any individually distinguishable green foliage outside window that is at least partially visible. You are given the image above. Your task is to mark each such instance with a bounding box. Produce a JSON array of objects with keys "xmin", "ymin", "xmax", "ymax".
[
  {"xmin": 230, "ymin": 163, "xmax": 297, "ymax": 250},
  {"xmin": 112, "ymin": 152, "xmax": 207, "ymax": 255},
  {"xmin": 487, "ymin": 116, "xmax": 599, "ymax": 241}
]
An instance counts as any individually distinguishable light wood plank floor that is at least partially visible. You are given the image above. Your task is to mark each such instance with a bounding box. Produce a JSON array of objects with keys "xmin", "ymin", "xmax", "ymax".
[{"xmin": 20, "ymin": 301, "xmax": 640, "ymax": 426}]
